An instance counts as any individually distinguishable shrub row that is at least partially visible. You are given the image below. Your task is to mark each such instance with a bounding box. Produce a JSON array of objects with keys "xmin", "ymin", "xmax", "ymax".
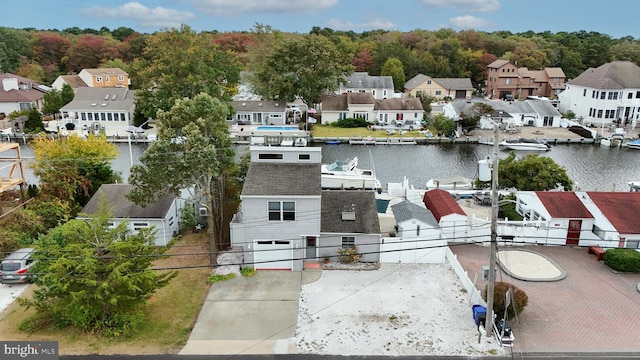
[{"xmin": 603, "ymin": 248, "xmax": 640, "ymax": 272}]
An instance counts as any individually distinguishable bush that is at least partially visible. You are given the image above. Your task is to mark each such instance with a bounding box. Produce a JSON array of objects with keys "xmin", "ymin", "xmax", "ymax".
[
  {"xmin": 486, "ymin": 281, "xmax": 528, "ymax": 319},
  {"xmin": 338, "ymin": 246, "xmax": 363, "ymax": 264},
  {"xmin": 241, "ymin": 266, "xmax": 256, "ymax": 277},
  {"xmin": 206, "ymin": 273, "xmax": 236, "ymax": 283},
  {"xmin": 603, "ymin": 248, "xmax": 640, "ymax": 272},
  {"xmin": 336, "ymin": 117, "xmax": 368, "ymax": 128}
]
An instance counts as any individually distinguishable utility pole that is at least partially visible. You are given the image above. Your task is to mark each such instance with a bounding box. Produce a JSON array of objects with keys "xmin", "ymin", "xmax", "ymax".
[{"xmin": 486, "ymin": 111, "xmax": 501, "ymax": 337}]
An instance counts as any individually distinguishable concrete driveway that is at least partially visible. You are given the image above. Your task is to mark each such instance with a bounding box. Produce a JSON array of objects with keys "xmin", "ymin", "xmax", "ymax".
[{"xmin": 179, "ymin": 271, "xmax": 303, "ymax": 355}]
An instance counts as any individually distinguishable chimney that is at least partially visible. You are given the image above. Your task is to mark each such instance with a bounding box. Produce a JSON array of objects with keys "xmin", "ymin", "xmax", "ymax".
[{"xmin": 2, "ymin": 77, "xmax": 19, "ymax": 91}]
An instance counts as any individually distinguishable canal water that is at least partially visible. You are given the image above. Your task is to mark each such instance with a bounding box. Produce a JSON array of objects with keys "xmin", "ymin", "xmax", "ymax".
[{"xmin": 13, "ymin": 141, "xmax": 640, "ymax": 192}]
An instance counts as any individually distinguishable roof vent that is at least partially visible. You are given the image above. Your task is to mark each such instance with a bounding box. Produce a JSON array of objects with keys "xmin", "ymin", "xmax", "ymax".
[
  {"xmin": 104, "ymin": 94, "xmax": 110, "ymax": 100},
  {"xmin": 111, "ymin": 94, "xmax": 117, "ymax": 100},
  {"xmin": 275, "ymin": 102, "xmax": 279, "ymax": 106},
  {"xmin": 90, "ymin": 103, "xmax": 98, "ymax": 107},
  {"xmin": 100, "ymin": 103, "xmax": 108, "ymax": 107},
  {"xmin": 258, "ymin": 102, "xmax": 263, "ymax": 107}
]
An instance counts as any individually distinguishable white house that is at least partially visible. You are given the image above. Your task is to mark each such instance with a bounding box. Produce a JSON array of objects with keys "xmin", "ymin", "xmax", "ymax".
[
  {"xmin": 337, "ymin": 72, "xmax": 396, "ymax": 99},
  {"xmin": 59, "ymin": 87, "xmax": 136, "ymax": 136},
  {"xmin": 0, "ymin": 74, "xmax": 48, "ymax": 116},
  {"xmin": 229, "ymin": 100, "xmax": 288, "ymax": 125},
  {"xmin": 558, "ymin": 61, "xmax": 640, "ymax": 129},
  {"xmin": 79, "ymin": 184, "xmax": 182, "ymax": 246},
  {"xmin": 229, "ymin": 146, "xmax": 323, "ymax": 271},
  {"xmin": 321, "ymin": 93, "xmax": 423, "ymax": 126}
]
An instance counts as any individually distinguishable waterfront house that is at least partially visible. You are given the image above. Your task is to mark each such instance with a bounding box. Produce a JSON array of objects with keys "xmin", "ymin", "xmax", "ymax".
[
  {"xmin": 337, "ymin": 72, "xmax": 396, "ymax": 99},
  {"xmin": 319, "ymin": 190, "xmax": 381, "ymax": 263},
  {"xmin": 404, "ymin": 74, "xmax": 474, "ymax": 100},
  {"xmin": 321, "ymin": 93, "xmax": 424, "ymax": 127},
  {"xmin": 59, "ymin": 87, "xmax": 136, "ymax": 136},
  {"xmin": 52, "ymin": 68, "xmax": 130, "ymax": 91},
  {"xmin": 79, "ymin": 184, "xmax": 181, "ymax": 246},
  {"xmin": 230, "ymin": 146, "xmax": 322, "ymax": 271},
  {"xmin": 558, "ymin": 61, "xmax": 640, "ymax": 129},
  {"xmin": 0, "ymin": 73, "xmax": 48, "ymax": 116},
  {"xmin": 486, "ymin": 60, "xmax": 565, "ymax": 100},
  {"xmin": 229, "ymin": 100, "xmax": 288, "ymax": 125}
]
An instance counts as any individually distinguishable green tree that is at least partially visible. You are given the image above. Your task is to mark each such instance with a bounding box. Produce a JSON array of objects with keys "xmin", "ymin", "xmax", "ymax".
[
  {"xmin": 0, "ymin": 27, "xmax": 31, "ymax": 72},
  {"xmin": 42, "ymin": 88, "xmax": 63, "ymax": 116},
  {"xmin": 381, "ymin": 57, "xmax": 405, "ymax": 92},
  {"xmin": 127, "ymin": 93, "xmax": 236, "ymax": 263},
  {"xmin": 30, "ymin": 134, "xmax": 121, "ymax": 215},
  {"xmin": 253, "ymin": 34, "xmax": 354, "ymax": 105},
  {"xmin": 135, "ymin": 25, "xmax": 242, "ymax": 120},
  {"xmin": 60, "ymin": 83, "xmax": 74, "ymax": 105},
  {"xmin": 429, "ymin": 113, "xmax": 456, "ymax": 137},
  {"xmin": 459, "ymin": 103, "xmax": 493, "ymax": 134},
  {"xmin": 19, "ymin": 195, "xmax": 176, "ymax": 337},
  {"xmin": 24, "ymin": 107, "xmax": 44, "ymax": 133},
  {"xmin": 498, "ymin": 153, "xmax": 573, "ymax": 191}
]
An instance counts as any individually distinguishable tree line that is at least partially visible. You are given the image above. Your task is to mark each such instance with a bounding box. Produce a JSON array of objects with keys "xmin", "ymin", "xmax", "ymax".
[{"xmin": 2, "ymin": 24, "xmax": 639, "ymax": 89}]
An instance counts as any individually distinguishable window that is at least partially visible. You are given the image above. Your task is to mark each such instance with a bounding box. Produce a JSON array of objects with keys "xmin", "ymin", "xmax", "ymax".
[
  {"xmin": 81, "ymin": 112, "xmax": 87, "ymax": 120},
  {"xmin": 416, "ymin": 90, "xmax": 422, "ymax": 97},
  {"xmin": 592, "ymin": 90, "xmax": 597, "ymax": 98},
  {"xmin": 87, "ymin": 112, "xmax": 93, "ymax": 120},
  {"xmin": 600, "ymin": 91, "xmax": 606, "ymax": 99},
  {"xmin": 268, "ymin": 201, "xmax": 295, "ymax": 221},
  {"xmin": 105, "ymin": 76, "xmax": 110, "ymax": 82},
  {"xmin": 19, "ymin": 102, "xmax": 31, "ymax": 110},
  {"xmin": 338, "ymin": 112, "xmax": 347, "ymax": 120},
  {"xmin": 118, "ymin": 75, "xmax": 125, "ymax": 81},
  {"xmin": 258, "ymin": 153, "xmax": 283, "ymax": 160},
  {"xmin": 107, "ymin": 113, "xmax": 113, "ymax": 121},
  {"xmin": 96, "ymin": 76, "xmax": 103, "ymax": 82},
  {"xmin": 299, "ymin": 154, "xmax": 310, "ymax": 160},
  {"xmin": 341, "ymin": 236, "xmax": 355, "ymax": 249},
  {"xmin": 168, "ymin": 216, "xmax": 174, "ymax": 228},
  {"xmin": 597, "ymin": 109, "xmax": 603, "ymax": 118},
  {"xmin": 372, "ymin": 90, "xmax": 376, "ymax": 97},
  {"xmin": 427, "ymin": 80, "xmax": 432, "ymax": 85},
  {"xmin": 133, "ymin": 222, "xmax": 149, "ymax": 231},
  {"xmin": 583, "ymin": 89, "xmax": 586, "ymax": 96},
  {"xmin": 636, "ymin": 91, "xmax": 640, "ymax": 98},
  {"xmin": 435, "ymin": 90, "xmax": 442, "ymax": 95},
  {"xmin": 608, "ymin": 92, "xmax": 614, "ymax": 100},
  {"xmin": 505, "ymin": 78, "xmax": 511, "ymax": 85},
  {"xmin": 354, "ymin": 112, "xmax": 368, "ymax": 121},
  {"xmin": 628, "ymin": 92, "xmax": 633, "ymax": 99}
]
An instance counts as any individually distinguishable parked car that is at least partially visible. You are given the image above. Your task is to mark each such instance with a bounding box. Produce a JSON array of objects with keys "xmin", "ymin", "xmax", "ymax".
[{"xmin": 0, "ymin": 248, "xmax": 36, "ymax": 284}]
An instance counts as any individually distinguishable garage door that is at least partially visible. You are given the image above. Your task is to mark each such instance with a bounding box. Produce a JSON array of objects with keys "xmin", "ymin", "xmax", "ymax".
[{"xmin": 253, "ymin": 240, "xmax": 292, "ymax": 270}]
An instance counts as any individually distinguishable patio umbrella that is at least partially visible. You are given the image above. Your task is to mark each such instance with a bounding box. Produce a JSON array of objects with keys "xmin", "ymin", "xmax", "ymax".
[{"xmin": 125, "ymin": 125, "xmax": 145, "ymax": 133}]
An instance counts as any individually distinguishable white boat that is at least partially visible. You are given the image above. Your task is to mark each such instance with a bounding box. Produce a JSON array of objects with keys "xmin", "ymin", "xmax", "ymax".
[
  {"xmin": 426, "ymin": 175, "xmax": 473, "ymax": 190},
  {"xmin": 499, "ymin": 138, "xmax": 551, "ymax": 151},
  {"xmin": 294, "ymin": 137, "xmax": 307, "ymax": 147},
  {"xmin": 625, "ymin": 139, "xmax": 640, "ymax": 150},
  {"xmin": 321, "ymin": 157, "xmax": 381, "ymax": 190}
]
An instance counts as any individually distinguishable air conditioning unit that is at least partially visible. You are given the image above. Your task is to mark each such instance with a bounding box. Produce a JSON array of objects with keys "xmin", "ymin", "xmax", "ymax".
[{"xmin": 198, "ymin": 207, "xmax": 208, "ymax": 216}]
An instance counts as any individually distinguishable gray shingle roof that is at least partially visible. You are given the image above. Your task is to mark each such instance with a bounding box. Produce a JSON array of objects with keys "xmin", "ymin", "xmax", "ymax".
[
  {"xmin": 321, "ymin": 93, "xmax": 376, "ymax": 111},
  {"xmin": 230, "ymin": 100, "xmax": 286, "ymax": 113},
  {"xmin": 567, "ymin": 61, "xmax": 640, "ymax": 89},
  {"xmin": 391, "ymin": 200, "xmax": 438, "ymax": 227},
  {"xmin": 81, "ymin": 184, "xmax": 175, "ymax": 219},
  {"xmin": 60, "ymin": 87, "xmax": 135, "ymax": 112},
  {"xmin": 243, "ymin": 163, "xmax": 321, "ymax": 196},
  {"xmin": 320, "ymin": 190, "xmax": 380, "ymax": 233},
  {"xmin": 343, "ymin": 72, "xmax": 393, "ymax": 89},
  {"xmin": 526, "ymin": 100, "xmax": 561, "ymax": 117},
  {"xmin": 404, "ymin": 74, "xmax": 429, "ymax": 91},
  {"xmin": 374, "ymin": 97, "xmax": 423, "ymax": 111},
  {"xmin": 404, "ymin": 74, "xmax": 473, "ymax": 91}
]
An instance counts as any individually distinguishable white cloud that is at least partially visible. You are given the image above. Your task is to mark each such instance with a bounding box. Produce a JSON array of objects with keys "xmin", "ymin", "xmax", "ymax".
[
  {"xmin": 80, "ymin": 2, "xmax": 195, "ymax": 28},
  {"xmin": 449, "ymin": 15, "xmax": 496, "ymax": 29},
  {"xmin": 190, "ymin": 0, "xmax": 339, "ymax": 16},
  {"xmin": 326, "ymin": 15, "xmax": 397, "ymax": 31},
  {"xmin": 421, "ymin": 0, "xmax": 500, "ymax": 12}
]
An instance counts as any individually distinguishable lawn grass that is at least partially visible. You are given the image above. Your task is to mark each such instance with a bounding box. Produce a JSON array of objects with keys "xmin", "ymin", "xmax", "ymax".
[
  {"xmin": 0, "ymin": 232, "xmax": 212, "ymax": 355},
  {"xmin": 311, "ymin": 124, "xmax": 426, "ymax": 138}
]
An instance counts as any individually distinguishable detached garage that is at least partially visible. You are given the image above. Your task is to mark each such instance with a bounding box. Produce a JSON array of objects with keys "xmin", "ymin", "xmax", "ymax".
[{"xmin": 253, "ymin": 240, "xmax": 293, "ymax": 270}]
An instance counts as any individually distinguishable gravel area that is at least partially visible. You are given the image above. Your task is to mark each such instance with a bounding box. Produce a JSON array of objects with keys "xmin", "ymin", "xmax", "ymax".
[{"xmin": 294, "ymin": 263, "xmax": 506, "ymax": 356}]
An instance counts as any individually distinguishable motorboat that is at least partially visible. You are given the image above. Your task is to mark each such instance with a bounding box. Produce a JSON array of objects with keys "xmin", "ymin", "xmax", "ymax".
[
  {"xmin": 499, "ymin": 138, "xmax": 551, "ymax": 151},
  {"xmin": 426, "ymin": 175, "xmax": 477, "ymax": 199},
  {"xmin": 321, "ymin": 156, "xmax": 382, "ymax": 190},
  {"xmin": 625, "ymin": 139, "xmax": 640, "ymax": 150}
]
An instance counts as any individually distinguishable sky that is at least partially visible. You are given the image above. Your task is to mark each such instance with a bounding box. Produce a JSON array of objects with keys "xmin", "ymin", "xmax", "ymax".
[{"xmin": 2, "ymin": 0, "xmax": 638, "ymax": 38}]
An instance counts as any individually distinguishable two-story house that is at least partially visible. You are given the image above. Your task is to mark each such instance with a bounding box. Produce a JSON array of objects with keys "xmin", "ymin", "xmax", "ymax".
[
  {"xmin": 337, "ymin": 72, "xmax": 397, "ymax": 99},
  {"xmin": 558, "ymin": 61, "xmax": 640, "ymax": 128},
  {"xmin": 486, "ymin": 60, "xmax": 565, "ymax": 100},
  {"xmin": 230, "ymin": 146, "xmax": 322, "ymax": 271},
  {"xmin": 52, "ymin": 68, "xmax": 130, "ymax": 91},
  {"xmin": 404, "ymin": 74, "xmax": 474, "ymax": 100},
  {"xmin": 0, "ymin": 74, "xmax": 48, "ymax": 117}
]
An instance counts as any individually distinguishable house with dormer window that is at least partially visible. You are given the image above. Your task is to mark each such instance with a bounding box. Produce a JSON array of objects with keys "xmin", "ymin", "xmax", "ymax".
[
  {"xmin": 52, "ymin": 68, "xmax": 131, "ymax": 91},
  {"xmin": 337, "ymin": 72, "xmax": 396, "ymax": 99},
  {"xmin": 60, "ymin": 87, "xmax": 136, "ymax": 135}
]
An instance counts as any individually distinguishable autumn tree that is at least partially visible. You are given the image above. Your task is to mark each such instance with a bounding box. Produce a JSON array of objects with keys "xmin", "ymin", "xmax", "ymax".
[
  {"xmin": 134, "ymin": 25, "xmax": 242, "ymax": 120},
  {"xmin": 498, "ymin": 153, "xmax": 573, "ymax": 191},
  {"xmin": 19, "ymin": 195, "xmax": 176, "ymax": 337},
  {"xmin": 253, "ymin": 34, "xmax": 354, "ymax": 105},
  {"xmin": 127, "ymin": 93, "xmax": 237, "ymax": 263},
  {"xmin": 66, "ymin": 34, "xmax": 109, "ymax": 72},
  {"xmin": 381, "ymin": 57, "xmax": 405, "ymax": 92},
  {"xmin": 352, "ymin": 50, "xmax": 374, "ymax": 72},
  {"xmin": 30, "ymin": 134, "xmax": 121, "ymax": 215}
]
